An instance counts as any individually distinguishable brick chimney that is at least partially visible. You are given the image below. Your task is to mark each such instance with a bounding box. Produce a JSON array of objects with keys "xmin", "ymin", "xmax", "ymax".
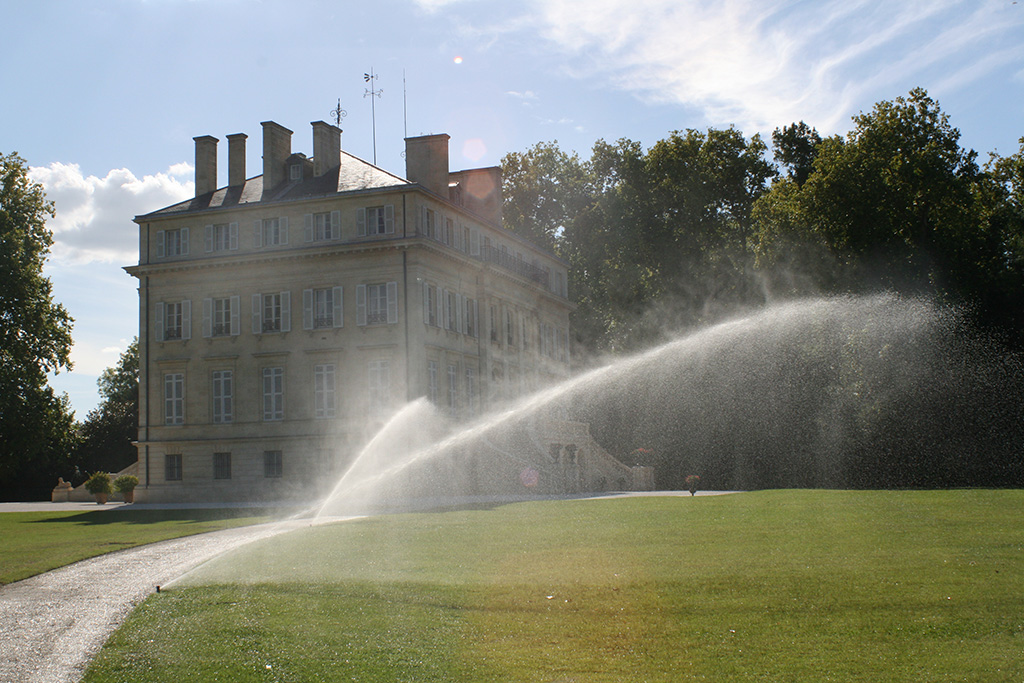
[
  {"xmin": 311, "ymin": 121, "xmax": 341, "ymax": 176},
  {"xmin": 193, "ymin": 135, "xmax": 218, "ymax": 197},
  {"xmin": 261, "ymin": 121, "xmax": 293, "ymax": 191},
  {"xmin": 226, "ymin": 133, "xmax": 247, "ymax": 187},
  {"xmin": 405, "ymin": 134, "xmax": 450, "ymax": 197},
  {"xmin": 450, "ymin": 166, "xmax": 503, "ymax": 227}
]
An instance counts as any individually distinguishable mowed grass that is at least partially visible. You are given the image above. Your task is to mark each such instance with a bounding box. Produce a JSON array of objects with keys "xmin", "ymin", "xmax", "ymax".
[
  {"xmin": 84, "ymin": 490, "xmax": 1024, "ymax": 682},
  {"xmin": 0, "ymin": 508, "xmax": 277, "ymax": 584}
]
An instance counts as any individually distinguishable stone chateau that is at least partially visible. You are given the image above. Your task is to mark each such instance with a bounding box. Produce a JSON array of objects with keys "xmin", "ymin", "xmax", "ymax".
[{"xmin": 124, "ymin": 121, "xmax": 644, "ymax": 503}]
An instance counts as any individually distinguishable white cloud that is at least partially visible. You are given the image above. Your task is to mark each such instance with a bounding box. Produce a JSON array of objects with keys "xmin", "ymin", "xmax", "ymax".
[
  {"xmin": 29, "ymin": 162, "xmax": 193, "ymax": 265},
  {"xmin": 473, "ymin": 0, "xmax": 1024, "ymax": 137}
]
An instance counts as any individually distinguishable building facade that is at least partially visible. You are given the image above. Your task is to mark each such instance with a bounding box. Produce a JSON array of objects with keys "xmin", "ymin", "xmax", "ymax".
[{"xmin": 126, "ymin": 121, "xmax": 575, "ymax": 502}]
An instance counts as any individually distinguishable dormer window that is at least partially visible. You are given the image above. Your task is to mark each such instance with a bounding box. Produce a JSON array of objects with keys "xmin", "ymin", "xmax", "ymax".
[{"xmin": 290, "ymin": 163, "xmax": 302, "ymax": 181}]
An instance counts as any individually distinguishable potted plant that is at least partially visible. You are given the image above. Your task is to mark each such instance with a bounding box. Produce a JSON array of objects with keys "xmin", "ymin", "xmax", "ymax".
[
  {"xmin": 114, "ymin": 474, "xmax": 139, "ymax": 504},
  {"xmin": 685, "ymin": 474, "xmax": 701, "ymax": 496},
  {"xmin": 85, "ymin": 472, "xmax": 113, "ymax": 505}
]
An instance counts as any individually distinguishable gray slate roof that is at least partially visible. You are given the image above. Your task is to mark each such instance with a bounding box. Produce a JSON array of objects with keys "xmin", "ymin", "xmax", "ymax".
[{"xmin": 138, "ymin": 151, "xmax": 409, "ymax": 219}]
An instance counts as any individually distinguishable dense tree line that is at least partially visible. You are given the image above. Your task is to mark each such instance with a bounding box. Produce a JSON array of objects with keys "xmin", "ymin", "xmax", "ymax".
[
  {"xmin": 502, "ymin": 89, "xmax": 1024, "ymax": 489},
  {"xmin": 0, "ymin": 153, "xmax": 138, "ymax": 500}
]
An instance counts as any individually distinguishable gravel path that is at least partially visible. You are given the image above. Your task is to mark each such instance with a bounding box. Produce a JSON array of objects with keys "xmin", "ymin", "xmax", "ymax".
[{"xmin": 0, "ymin": 519, "xmax": 310, "ymax": 683}]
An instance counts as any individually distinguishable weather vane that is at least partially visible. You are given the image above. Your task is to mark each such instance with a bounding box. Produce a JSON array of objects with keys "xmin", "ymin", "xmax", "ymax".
[
  {"xmin": 330, "ymin": 99, "xmax": 347, "ymax": 128},
  {"xmin": 364, "ymin": 68, "xmax": 383, "ymax": 165}
]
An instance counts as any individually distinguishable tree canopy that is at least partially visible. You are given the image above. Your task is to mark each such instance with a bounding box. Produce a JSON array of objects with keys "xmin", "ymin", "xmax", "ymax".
[
  {"xmin": 500, "ymin": 90, "xmax": 1024, "ymax": 490},
  {"xmin": 76, "ymin": 339, "xmax": 139, "ymax": 475},
  {"xmin": 0, "ymin": 152, "xmax": 77, "ymax": 499}
]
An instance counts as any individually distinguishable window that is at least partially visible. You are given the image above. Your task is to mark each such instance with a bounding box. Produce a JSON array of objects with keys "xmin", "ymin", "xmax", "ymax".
[
  {"xmin": 213, "ymin": 452, "xmax": 232, "ymax": 480},
  {"xmin": 490, "ymin": 305, "xmax": 499, "ymax": 342},
  {"xmin": 303, "ymin": 287, "xmax": 343, "ymax": 329},
  {"xmin": 165, "ymin": 454, "xmax": 182, "ymax": 481},
  {"xmin": 357, "ymin": 205, "xmax": 394, "ymax": 236},
  {"xmin": 255, "ymin": 217, "xmax": 288, "ymax": 247},
  {"xmin": 368, "ymin": 360, "xmax": 390, "ymax": 415},
  {"xmin": 462, "ymin": 226, "xmax": 470, "ymax": 253},
  {"xmin": 206, "ymin": 223, "xmax": 237, "ymax": 252},
  {"xmin": 422, "ymin": 207, "xmax": 436, "ymax": 238},
  {"xmin": 424, "ymin": 283, "xmax": 437, "ymax": 327},
  {"xmin": 445, "ymin": 291, "xmax": 458, "ymax": 332},
  {"xmin": 264, "ymin": 450, "xmax": 283, "ymax": 478},
  {"xmin": 252, "ymin": 292, "xmax": 291, "ymax": 334},
  {"xmin": 443, "ymin": 217, "xmax": 454, "ymax": 245},
  {"xmin": 156, "ymin": 301, "xmax": 191, "ymax": 342},
  {"xmin": 157, "ymin": 227, "xmax": 189, "ymax": 258},
  {"xmin": 290, "ymin": 163, "xmax": 302, "ymax": 181},
  {"xmin": 314, "ymin": 364, "xmax": 336, "ymax": 418},
  {"xmin": 448, "ymin": 364, "xmax": 458, "ymax": 414},
  {"xmin": 464, "ymin": 298, "xmax": 478, "ymax": 338},
  {"xmin": 264, "ymin": 294, "xmax": 282, "ymax": 332},
  {"xmin": 164, "ymin": 373, "xmax": 184, "ymax": 425},
  {"xmin": 212, "ymin": 370, "xmax": 232, "ymax": 424},
  {"xmin": 357, "ymin": 283, "xmax": 397, "ymax": 325},
  {"xmin": 263, "ymin": 367, "xmax": 284, "ymax": 421},
  {"xmin": 465, "ymin": 367, "xmax": 477, "ymax": 417},
  {"xmin": 506, "ymin": 310, "xmax": 515, "ymax": 346},
  {"xmin": 313, "ymin": 212, "xmax": 338, "ymax": 241},
  {"xmin": 428, "ymin": 360, "xmax": 439, "ymax": 404},
  {"xmin": 164, "ymin": 302, "xmax": 183, "ymax": 340},
  {"xmin": 367, "ymin": 284, "xmax": 388, "ymax": 324},
  {"xmin": 203, "ymin": 296, "xmax": 239, "ymax": 337}
]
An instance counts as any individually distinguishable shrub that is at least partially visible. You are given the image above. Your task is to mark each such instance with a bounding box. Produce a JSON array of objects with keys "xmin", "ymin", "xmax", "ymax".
[
  {"xmin": 113, "ymin": 474, "xmax": 138, "ymax": 493},
  {"xmin": 84, "ymin": 471, "xmax": 113, "ymax": 495}
]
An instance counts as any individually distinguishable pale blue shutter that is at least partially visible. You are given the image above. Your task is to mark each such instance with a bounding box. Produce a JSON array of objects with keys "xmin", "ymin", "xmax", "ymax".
[
  {"xmin": 229, "ymin": 222, "xmax": 239, "ymax": 250},
  {"xmin": 280, "ymin": 291, "xmax": 291, "ymax": 332},
  {"xmin": 384, "ymin": 205, "xmax": 395, "ymax": 234},
  {"xmin": 155, "ymin": 302, "xmax": 165, "ymax": 341},
  {"xmin": 254, "ymin": 220, "xmax": 263, "ymax": 248},
  {"xmin": 181, "ymin": 300, "xmax": 192, "ymax": 340},
  {"xmin": 304, "ymin": 214, "xmax": 314, "ymax": 242},
  {"xmin": 333, "ymin": 286, "xmax": 344, "ymax": 327},
  {"xmin": 230, "ymin": 296, "xmax": 240, "ymax": 336},
  {"xmin": 331, "ymin": 210, "xmax": 341, "ymax": 239},
  {"xmin": 202, "ymin": 298, "xmax": 212, "ymax": 338},
  {"xmin": 205, "ymin": 225, "xmax": 214, "ymax": 252},
  {"xmin": 252, "ymin": 294, "xmax": 262, "ymax": 334},
  {"xmin": 356, "ymin": 285, "xmax": 367, "ymax": 326},
  {"xmin": 387, "ymin": 282, "xmax": 398, "ymax": 324},
  {"xmin": 356, "ymin": 208, "xmax": 367, "ymax": 237},
  {"xmin": 180, "ymin": 228, "xmax": 189, "ymax": 255},
  {"xmin": 303, "ymin": 289, "xmax": 313, "ymax": 330},
  {"xmin": 280, "ymin": 216, "xmax": 289, "ymax": 245},
  {"xmin": 156, "ymin": 231, "xmax": 166, "ymax": 258}
]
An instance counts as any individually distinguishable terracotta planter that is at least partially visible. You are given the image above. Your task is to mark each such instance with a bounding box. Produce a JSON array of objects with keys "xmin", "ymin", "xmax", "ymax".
[
  {"xmin": 122, "ymin": 490, "xmax": 135, "ymax": 504},
  {"xmin": 94, "ymin": 492, "xmax": 108, "ymax": 505}
]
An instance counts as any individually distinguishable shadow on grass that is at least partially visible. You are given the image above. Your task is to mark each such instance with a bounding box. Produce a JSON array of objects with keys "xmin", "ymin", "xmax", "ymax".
[{"xmin": 29, "ymin": 508, "xmax": 284, "ymax": 526}]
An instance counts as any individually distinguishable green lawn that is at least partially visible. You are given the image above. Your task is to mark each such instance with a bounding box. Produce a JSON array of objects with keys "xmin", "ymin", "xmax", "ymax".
[
  {"xmin": 0, "ymin": 508, "xmax": 277, "ymax": 584},
  {"xmin": 84, "ymin": 491, "xmax": 1024, "ymax": 682}
]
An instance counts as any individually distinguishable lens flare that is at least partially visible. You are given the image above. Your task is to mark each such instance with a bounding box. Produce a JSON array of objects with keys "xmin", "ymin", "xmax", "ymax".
[
  {"xmin": 453, "ymin": 56, "xmax": 463, "ymax": 64},
  {"xmin": 463, "ymin": 138, "xmax": 487, "ymax": 161}
]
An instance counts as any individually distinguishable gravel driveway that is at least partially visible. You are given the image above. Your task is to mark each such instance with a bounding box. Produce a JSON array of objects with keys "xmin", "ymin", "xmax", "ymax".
[{"xmin": 0, "ymin": 518, "xmax": 310, "ymax": 683}]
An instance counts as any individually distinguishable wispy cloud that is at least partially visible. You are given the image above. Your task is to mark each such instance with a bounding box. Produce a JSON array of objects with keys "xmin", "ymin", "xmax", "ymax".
[
  {"xmin": 455, "ymin": 0, "xmax": 1024, "ymax": 136},
  {"xmin": 29, "ymin": 162, "xmax": 193, "ymax": 265}
]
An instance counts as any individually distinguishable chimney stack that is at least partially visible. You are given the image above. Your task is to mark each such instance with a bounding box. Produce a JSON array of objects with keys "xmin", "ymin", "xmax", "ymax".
[
  {"xmin": 261, "ymin": 121, "xmax": 293, "ymax": 191},
  {"xmin": 311, "ymin": 121, "xmax": 342, "ymax": 176},
  {"xmin": 193, "ymin": 135, "xmax": 218, "ymax": 197},
  {"xmin": 405, "ymin": 134, "xmax": 450, "ymax": 197},
  {"xmin": 226, "ymin": 133, "xmax": 247, "ymax": 187},
  {"xmin": 450, "ymin": 167, "xmax": 503, "ymax": 227}
]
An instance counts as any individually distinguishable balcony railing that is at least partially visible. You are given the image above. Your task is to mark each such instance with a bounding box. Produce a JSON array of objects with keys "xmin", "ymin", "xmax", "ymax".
[{"xmin": 480, "ymin": 246, "xmax": 549, "ymax": 287}]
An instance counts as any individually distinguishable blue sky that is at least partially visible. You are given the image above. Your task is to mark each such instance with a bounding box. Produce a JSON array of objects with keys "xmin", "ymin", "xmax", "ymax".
[{"xmin": 3, "ymin": 0, "xmax": 1022, "ymax": 418}]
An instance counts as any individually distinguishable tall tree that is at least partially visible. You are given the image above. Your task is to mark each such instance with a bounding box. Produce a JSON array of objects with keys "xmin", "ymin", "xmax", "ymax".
[
  {"xmin": 0, "ymin": 152, "xmax": 76, "ymax": 499},
  {"xmin": 77, "ymin": 339, "xmax": 139, "ymax": 474},
  {"xmin": 772, "ymin": 121, "xmax": 821, "ymax": 187}
]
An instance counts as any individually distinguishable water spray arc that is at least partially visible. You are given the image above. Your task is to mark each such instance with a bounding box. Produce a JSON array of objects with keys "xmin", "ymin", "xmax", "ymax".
[{"xmin": 316, "ymin": 294, "xmax": 1024, "ymax": 519}]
